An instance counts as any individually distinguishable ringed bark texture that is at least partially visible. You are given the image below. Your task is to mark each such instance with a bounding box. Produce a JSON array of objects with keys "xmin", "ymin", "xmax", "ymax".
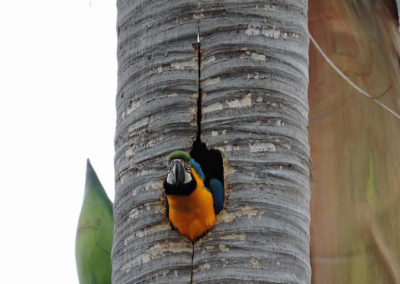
[
  {"xmin": 114, "ymin": 0, "xmax": 310, "ymax": 283},
  {"xmin": 196, "ymin": 1, "xmax": 310, "ymax": 283},
  {"xmin": 114, "ymin": 1, "xmax": 199, "ymax": 282}
]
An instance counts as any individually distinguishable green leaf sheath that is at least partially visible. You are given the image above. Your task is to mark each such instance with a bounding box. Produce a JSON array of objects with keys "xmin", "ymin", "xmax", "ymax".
[{"xmin": 75, "ymin": 160, "xmax": 113, "ymax": 284}]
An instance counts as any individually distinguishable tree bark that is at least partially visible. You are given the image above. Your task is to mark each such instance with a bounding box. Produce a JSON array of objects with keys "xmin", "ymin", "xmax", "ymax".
[{"xmin": 113, "ymin": 1, "xmax": 310, "ymax": 283}]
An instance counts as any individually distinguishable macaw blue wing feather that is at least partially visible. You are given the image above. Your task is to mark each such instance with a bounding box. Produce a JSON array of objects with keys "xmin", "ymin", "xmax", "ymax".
[
  {"xmin": 209, "ymin": 178, "xmax": 224, "ymax": 214},
  {"xmin": 192, "ymin": 158, "xmax": 224, "ymax": 214},
  {"xmin": 191, "ymin": 158, "xmax": 205, "ymax": 180}
]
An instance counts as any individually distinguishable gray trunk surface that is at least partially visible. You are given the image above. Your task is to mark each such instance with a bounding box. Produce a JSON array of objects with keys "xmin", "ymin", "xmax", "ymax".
[{"xmin": 113, "ymin": 1, "xmax": 310, "ymax": 283}]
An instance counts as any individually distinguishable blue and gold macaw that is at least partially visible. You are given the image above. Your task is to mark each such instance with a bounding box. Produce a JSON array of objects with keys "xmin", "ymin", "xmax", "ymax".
[{"xmin": 163, "ymin": 151, "xmax": 224, "ymax": 241}]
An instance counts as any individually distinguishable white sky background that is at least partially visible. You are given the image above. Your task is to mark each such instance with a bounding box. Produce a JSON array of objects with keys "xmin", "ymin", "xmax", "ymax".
[{"xmin": 0, "ymin": 1, "xmax": 116, "ymax": 283}]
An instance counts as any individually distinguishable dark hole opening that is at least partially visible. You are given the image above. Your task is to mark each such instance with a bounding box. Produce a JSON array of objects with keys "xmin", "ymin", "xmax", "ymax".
[{"xmin": 190, "ymin": 140, "xmax": 224, "ymax": 189}]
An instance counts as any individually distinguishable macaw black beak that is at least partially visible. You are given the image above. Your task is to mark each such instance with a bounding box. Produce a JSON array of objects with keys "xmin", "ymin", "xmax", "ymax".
[{"xmin": 171, "ymin": 161, "xmax": 185, "ymax": 186}]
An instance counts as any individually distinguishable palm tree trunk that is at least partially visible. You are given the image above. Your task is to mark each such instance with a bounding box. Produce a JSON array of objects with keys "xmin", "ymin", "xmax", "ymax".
[{"xmin": 113, "ymin": 1, "xmax": 311, "ymax": 283}]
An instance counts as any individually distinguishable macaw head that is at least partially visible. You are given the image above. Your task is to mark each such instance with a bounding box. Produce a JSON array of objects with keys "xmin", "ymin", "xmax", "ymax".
[{"xmin": 164, "ymin": 151, "xmax": 196, "ymax": 195}]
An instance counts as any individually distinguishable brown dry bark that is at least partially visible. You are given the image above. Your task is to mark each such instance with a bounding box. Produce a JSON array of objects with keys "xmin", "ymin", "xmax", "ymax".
[{"xmin": 309, "ymin": 1, "xmax": 400, "ymax": 283}]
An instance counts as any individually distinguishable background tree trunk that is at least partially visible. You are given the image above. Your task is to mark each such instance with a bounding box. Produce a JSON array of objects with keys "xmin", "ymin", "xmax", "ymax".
[
  {"xmin": 308, "ymin": 1, "xmax": 400, "ymax": 283},
  {"xmin": 113, "ymin": 1, "xmax": 311, "ymax": 283}
]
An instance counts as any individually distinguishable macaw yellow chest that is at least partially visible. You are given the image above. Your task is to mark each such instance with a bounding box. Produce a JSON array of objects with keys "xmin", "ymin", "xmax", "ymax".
[{"xmin": 167, "ymin": 170, "xmax": 216, "ymax": 241}]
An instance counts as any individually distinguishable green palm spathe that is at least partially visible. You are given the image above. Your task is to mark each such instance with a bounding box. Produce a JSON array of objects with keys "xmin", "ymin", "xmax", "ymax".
[{"xmin": 75, "ymin": 160, "xmax": 113, "ymax": 284}]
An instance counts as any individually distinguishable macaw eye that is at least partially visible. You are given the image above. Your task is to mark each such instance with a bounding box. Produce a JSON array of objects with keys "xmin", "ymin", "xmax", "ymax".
[{"xmin": 184, "ymin": 161, "xmax": 191, "ymax": 172}]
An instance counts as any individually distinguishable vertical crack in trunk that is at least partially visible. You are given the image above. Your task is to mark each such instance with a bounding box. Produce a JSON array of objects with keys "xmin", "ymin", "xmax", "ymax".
[
  {"xmin": 195, "ymin": 29, "xmax": 202, "ymax": 143},
  {"xmin": 190, "ymin": 28, "xmax": 201, "ymax": 284},
  {"xmin": 190, "ymin": 243, "xmax": 195, "ymax": 284}
]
